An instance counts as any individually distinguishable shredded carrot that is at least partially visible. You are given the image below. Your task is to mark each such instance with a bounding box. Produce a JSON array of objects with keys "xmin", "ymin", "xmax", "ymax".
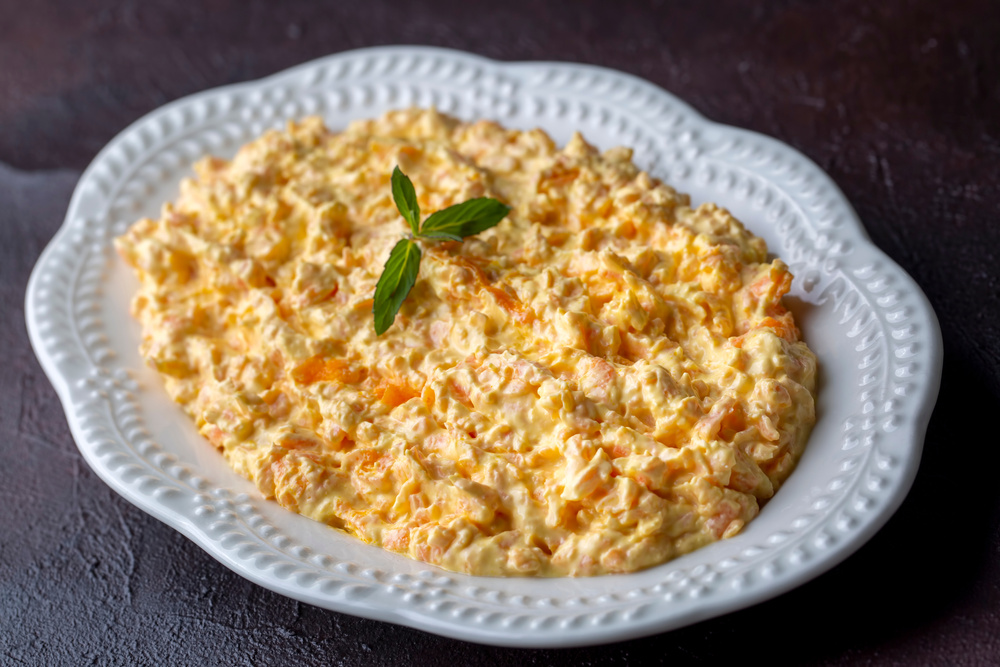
[
  {"xmin": 538, "ymin": 166, "xmax": 580, "ymax": 193},
  {"xmin": 448, "ymin": 379, "xmax": 474, "ymax": 409},
  {"xmin": 376, "ymin": 380, "xmax": 420, "ymax": 408},
  {"xmin": 453, "ymin": 256, "xmax": 534, "ymax": 325},
  {"xmin": 610, "ymin": 443, "xmax": 631, "ymax": 459},
  {"xmin": 748, "ymin": 264, "xmax": 793, "ymax": 300},
  {"xmin": 291, "ymin": 356, "xmax": 364, "ymax": 385},
  {"xmin": 759, "ymin": 316, "xmax": 799, "ymax": 343},
  {"xmin": 352, "ymin": 450, "xmax": 390, "ymax": 475}
]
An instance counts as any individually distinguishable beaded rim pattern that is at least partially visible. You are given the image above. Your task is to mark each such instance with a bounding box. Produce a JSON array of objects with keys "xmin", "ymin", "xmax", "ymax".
[{"xmin": 25, "ymin": 46, "xmax": 942, "ymax": 647}]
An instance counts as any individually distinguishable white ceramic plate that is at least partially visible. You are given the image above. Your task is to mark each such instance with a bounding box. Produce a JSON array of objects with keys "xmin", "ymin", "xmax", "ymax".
[{"xmin": 25, "ymin": 46, "xmax": 942, "ymax": 647}]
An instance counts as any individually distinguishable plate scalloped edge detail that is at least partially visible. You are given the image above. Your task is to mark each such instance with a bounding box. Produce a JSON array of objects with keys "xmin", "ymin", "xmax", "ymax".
[{"xmin": 25, "ymin": 46, "xmax": 942, "ymax": 647}]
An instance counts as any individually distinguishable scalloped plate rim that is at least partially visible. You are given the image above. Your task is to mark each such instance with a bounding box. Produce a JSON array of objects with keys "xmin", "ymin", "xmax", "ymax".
[{"xmin": 25, "ymin": 45, "xmax": 943, "ymax": 648}]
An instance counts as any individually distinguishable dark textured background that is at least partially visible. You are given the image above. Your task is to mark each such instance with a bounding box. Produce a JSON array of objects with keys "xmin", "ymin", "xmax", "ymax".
[{"xmin": 3, "ymin": 1, "xmax": 999, "ymax": 664}]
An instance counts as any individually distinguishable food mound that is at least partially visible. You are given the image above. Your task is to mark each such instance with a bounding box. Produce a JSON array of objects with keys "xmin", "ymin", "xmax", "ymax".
[{"xmin": 115, "ymin": 109, "xmax": 817, "ymax": 577}]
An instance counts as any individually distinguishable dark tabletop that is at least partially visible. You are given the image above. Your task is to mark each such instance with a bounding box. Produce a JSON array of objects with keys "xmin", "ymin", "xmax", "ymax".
[{"xmin": 3, "ymin": 1, "xmax": 999, "ymax": 665}]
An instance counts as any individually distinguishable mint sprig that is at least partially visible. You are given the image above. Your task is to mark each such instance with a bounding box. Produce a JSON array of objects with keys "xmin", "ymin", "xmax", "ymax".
[
  {"xmin": 390, "ymin": 166, "xmax": 421, "ymax": 236},
  {"xmin": 373, "ymin": 238, "xmax": 422, "ymax": 336},
  {"xmin": 372, "ymin": 167, "xmax": 511, "ymax": 335},
  {"xmin": 421, "ymin": 197, "xmax": 511, "ymax": 240}
]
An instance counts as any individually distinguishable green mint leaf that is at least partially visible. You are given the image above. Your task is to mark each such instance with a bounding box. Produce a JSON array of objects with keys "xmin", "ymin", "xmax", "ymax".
[
  {"xmin": 391, "ymin": 166, "xmax": 421, "ymax": 235},
  {"xmin": 373, "ymin": 238, "xmax": 422, "ymax": 335},
  {"xmin": 419, "ymin": 197, "xmax": 510, "ymax": 239},
  {"xmin": 417, "ymin": 231, "xmax": 463, "ymax": 242}
]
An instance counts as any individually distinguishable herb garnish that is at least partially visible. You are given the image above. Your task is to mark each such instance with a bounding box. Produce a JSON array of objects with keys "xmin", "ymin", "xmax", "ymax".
[{"xmin": 373, "ymin": 167, "xmax": 511, "ymax": 335}]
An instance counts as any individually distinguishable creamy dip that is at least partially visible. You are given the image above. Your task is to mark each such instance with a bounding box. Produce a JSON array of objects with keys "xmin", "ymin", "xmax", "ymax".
[{"xmin": 115, "ymin": 109, "xmax": 816, "ymax": 576}]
